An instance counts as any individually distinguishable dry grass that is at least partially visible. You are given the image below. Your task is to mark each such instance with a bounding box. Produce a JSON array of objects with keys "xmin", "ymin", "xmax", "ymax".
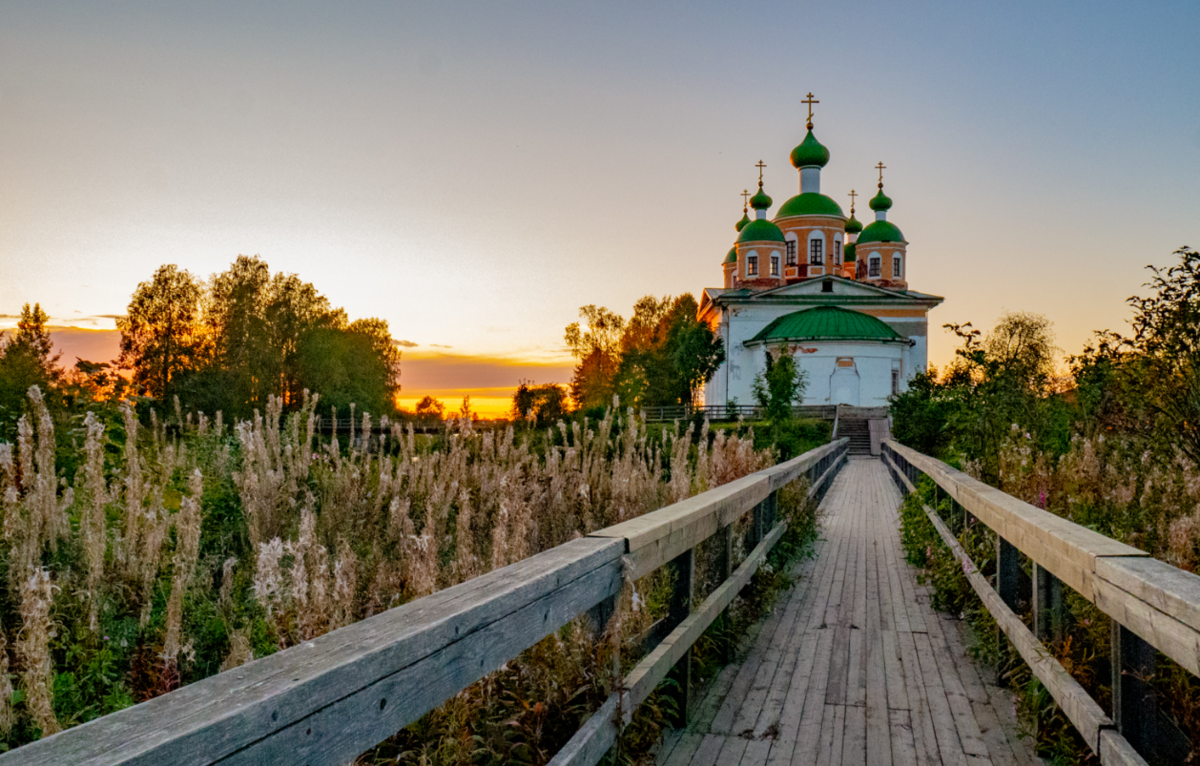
[{"xmin": 0, "ymin": 386, "xmax": 772, "ymax": 754}]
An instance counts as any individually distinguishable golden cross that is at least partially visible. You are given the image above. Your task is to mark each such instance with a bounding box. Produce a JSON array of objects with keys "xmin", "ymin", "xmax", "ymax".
[
  {"xmin": 741, "ymin": 189, "xmax": 751, "ymax": 208},
  {"xmin": 802, "ymin": 92, "xmax": 819, "ymax": 129},
  {"xmin": 848, "ymin": 189, "xmax": 857, "ymax": 212},
  {"xmin": 875, "ymin": 162, "xmax": 886, "ymax": 187},
  {"xmin": 755, "ymin": 160, "xmax": 766, "ymax": 185}
]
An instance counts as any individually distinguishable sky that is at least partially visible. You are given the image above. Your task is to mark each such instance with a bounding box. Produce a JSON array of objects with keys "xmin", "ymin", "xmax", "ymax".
[{"xmin": 2, "ymin": 1, "xmax": 1198, "ymax": 415}]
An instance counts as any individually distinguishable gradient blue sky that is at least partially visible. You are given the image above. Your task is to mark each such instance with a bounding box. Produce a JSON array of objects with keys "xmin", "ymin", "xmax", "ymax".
[{"xmin": 2, "ymin": 1, "xmax": 1198, "ymax": 408}]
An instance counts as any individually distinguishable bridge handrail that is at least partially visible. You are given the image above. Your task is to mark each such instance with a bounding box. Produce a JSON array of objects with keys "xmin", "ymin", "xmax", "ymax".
[
  {"xmin": 6, "ymin": 439, "xmax": 847, "ymax": 766},
  {"xmin": 881, "ymin": 439, "xmax": 1200, "ymax": 765}
]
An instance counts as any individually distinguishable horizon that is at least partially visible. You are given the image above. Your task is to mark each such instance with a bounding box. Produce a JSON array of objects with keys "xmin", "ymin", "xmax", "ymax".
[{"xmin": 3, "ymin": 1, "xmax": 1198, "ymax": 416}]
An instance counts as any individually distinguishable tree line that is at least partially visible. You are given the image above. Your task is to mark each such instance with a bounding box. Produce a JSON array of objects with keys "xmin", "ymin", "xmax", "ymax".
[
  {"xmin": 0, "ymin": 256, "xmax": 402, "ymax": 438},
  {"xmin": 117, "ymin": 256, "xmax": 400, "ymax": 419}
]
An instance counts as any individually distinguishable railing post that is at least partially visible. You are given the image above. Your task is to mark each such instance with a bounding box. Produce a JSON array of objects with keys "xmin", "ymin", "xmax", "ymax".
[
  {"xmin": 1032, "ymin": 562, "xmax": 1064, "ymax": 748},
  {"xmin": 1112, "ymin": 622, "xmax": 1157, "ymax": 759},
  {"xmin": 750, "ymin": 500, "xmax": 765, "ymax": 548},
  {"xmin": 666, "ymin": 548, "xmax": 695, "ymax": 727},
  {"xmin": 720, "ymin": 524, "xmax": 735, "ymax": 663},
  {"xmin": 587, "ymin": 593, "xmax": 618, "ymax": 640},
  {"xmin": 995, "ymin": 536, "xmax": 1020, "ymax": 687},
  {"xmin": 1033, "ymin": 563, "xmax": 1063, "ymax": 649}
]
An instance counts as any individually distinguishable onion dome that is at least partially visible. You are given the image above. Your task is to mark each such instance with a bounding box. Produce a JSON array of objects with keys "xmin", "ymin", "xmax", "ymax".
[
  {"xmin": 737, "ymin": 219, "xmax": 786, "ymax": 243},
  {"xmin": 857, "ymin": 220, "xmax": 905, "ymax": 245},
  {"xmin": 790, "ymin": 130, "xmax": 830, "ymax": 169},
  {"xmin": 845, "ymin": 212, "xmax": 863, "ymax": 234},
  {"xmin": 776, "ymin": 193, "xmax": 844, "ymax": 218},
  {"xmin": 869, "ymin": 188, "xmax": 893, "ymax": 212},
  {"xmin": 749, "ymin": 184, "xmax": 772, "ymax": 211},
  {"xmin": 748, "ymin": 306, "xmax": 907, "ymax": 345},
  {"xmin": 724, "ymin": 247, "xmax": 737, "ymax": 264},
  {"xmin": 844, "ymin": 242, "xmax": 857, "ymax": 263},
  {"xmin": 735, "ymin": 208, "xmax": 750, "ymax": 232}
]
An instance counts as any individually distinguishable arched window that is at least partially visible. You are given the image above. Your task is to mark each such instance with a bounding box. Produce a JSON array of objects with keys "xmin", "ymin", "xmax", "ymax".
[
  {"xmin": 893, "ymin": 255, "xmax": 903, "ymax": 278},
  {"xmin": 834, "ymin": 237, "xmax": 842, "ymax": 265},
  {"xmin": 785, "ymin": 238, "xmax": 797, "ymax": 266},
  {"xmin": 809, "ymin": 237, "xmax": 824, "ymax": 265},
  {"xmin": 868, "ymin": 253, "xmax": 881, "ymax": 278},
  {"xmin": 770, "ymin": 252, "xmax": 780, "ymax": 276},
  {"xmin": 746, "ymin": 252, "xmax": 758, "ymax": 277}
]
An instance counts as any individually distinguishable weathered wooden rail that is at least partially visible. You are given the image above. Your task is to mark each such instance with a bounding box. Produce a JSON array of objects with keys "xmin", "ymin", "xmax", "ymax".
[
  {"xmin": 882, "ymin": 439, "xmax": 1200, "ymax": 766},
  {"xmin": 4, "ymin": 440, "xmax": 847, "ymax": 766}
]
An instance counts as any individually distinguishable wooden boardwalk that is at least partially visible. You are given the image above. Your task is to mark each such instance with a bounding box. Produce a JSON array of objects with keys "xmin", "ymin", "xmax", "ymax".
[{"xmin": 656, "ymin": 458, "xmax": 1038, "ymax": 766}]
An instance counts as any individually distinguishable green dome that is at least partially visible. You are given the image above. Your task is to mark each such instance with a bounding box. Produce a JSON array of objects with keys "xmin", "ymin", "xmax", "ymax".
[
  {"xmin": 790, "ymin": 130, "xmax": 830, "ymax": 169},
  {"xmin": 749, "ymin": 306, "xmax": 907, "ymax": 345},
  {"xmin": 857, "ymin": 220, "xmax": 905, "ymax": 244},
  {"xmin": 749, "ymin": 186, "xmax": 772, "ymax": 210},
  {"xmin": 775, "ymin": 193, "xmax": 844, "ymax": 218},
  {"xmin": 736, "ymin": 218, "xmax": 786, "ymax": 244},
  {"xmin": 735, "ymin": 210, "xmax": 750, "ymax": 232},
  {"xmin": 724, "ymin": 247, "xmax": 737, "ymax": 264},
  {"xmin": 844, "ymin": 212, "xmax": 863, "ymax": 234},
  {"xmin": 844, "ymin": 242, "xmax": 857, "ymax": 263},
  {"xmin": 869, "ymin": 189, "xmax": 893, "ymax": 211}
]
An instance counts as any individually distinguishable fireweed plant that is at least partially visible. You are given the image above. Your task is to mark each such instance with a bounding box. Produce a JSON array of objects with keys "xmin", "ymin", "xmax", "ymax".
[{"xmin": 0, "ymin": 385, "xmax": 822, "ymax": 763}]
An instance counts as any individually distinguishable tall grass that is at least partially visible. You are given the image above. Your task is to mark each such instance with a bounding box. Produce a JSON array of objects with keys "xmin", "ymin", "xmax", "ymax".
[{"xmin": 0, "ymin": 387, "xmax": 772, "ymax": 754}]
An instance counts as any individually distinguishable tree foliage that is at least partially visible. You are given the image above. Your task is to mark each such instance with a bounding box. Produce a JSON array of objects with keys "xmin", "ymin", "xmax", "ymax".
[
  {"xmin": 565, "ymin": 295, "xmax": 724, "ymax": 411},
  {"xmin": 512, "ymin": 382, "xmax": 569, "ymax": 426},
  {"xmin": 117, "ymin": 265, "xmax": 206, "ymax": 401},
  {"xmin": 751, "ymin": 347, "xmax": 808, "ymax": 424},
  {"xmin": 564, "ymin": 305, "xmax": 625, "ymax": 410},
  {"xmin": 0, "ymin": 304, "xmax": 61, "ymax": 436},
  {"xmin": 117, "ymin": 256, "xmax": 401, "ymax": 417}
]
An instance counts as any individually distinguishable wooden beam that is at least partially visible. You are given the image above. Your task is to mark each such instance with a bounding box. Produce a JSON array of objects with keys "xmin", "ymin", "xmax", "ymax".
[{"xmin": 4, "ymin": 537, "xmax": 625, "ymax": 766}]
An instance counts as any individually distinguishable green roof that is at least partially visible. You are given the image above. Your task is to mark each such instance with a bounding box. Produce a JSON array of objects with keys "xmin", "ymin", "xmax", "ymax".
[
  {"xmin": 869, "ymin": 188, "xmax": 893, "ymax": 211},
  {"xmin": 749, "ymin": 186, "xmax": 772, "ymax": 210},
  {"xmin": 748, "ymin": 306, "xmax": 907, "ymax": 345},
  {"xmin": 735, "ymin": 210, "xmax": 750, "ymax": 232},
  {"xmin": 724, "ymin": 247, "xmax": 737, "ymax": 264},
  {"xmin": 790, "ymin": 129, "xmax": 830, "ymax": 169},
  {"xmin": 737, "ymin": 218, "xmax": 786, "ymax": 243},
  {"xmin": 844, "ymin": 242, "xmax": 857, "ymax": 262},
  {"xmin": 857, "ymin": 220, "xmax": 905, "ymax": 244},
  {"xmin": 775, "ymin": 193, "xmax": 844, "ymax": 218},
  {"xmin": 844, "ymin": 212, "xmax": 863, "ymax": 234}
]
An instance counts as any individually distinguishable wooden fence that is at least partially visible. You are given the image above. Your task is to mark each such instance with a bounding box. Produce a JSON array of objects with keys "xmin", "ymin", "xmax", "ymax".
[
  {"xmin": 882, "ymin": 439, "xmax": 1200, "ymax": 766},
  {"xmin": 639, "ymin": 404, "xmax": 838, "ymax": 423},
  {"xmin": 3, "ymin": 440, "xmax": 848, "ymax": 766}
]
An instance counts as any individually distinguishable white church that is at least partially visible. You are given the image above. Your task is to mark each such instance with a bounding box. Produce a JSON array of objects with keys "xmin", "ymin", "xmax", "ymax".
[{"xmin": 698, "ymin": 96, "xmax": 942, "ymax": 408}]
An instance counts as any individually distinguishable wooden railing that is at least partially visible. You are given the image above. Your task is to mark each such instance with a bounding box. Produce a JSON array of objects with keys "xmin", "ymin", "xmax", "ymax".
[
  {"xmin": 640, "ymin": 404, "xmax": 838, "ymax": 423},
  {"xmin": 5, "ymin": 440, "xmax": 848, "ymax": 766},
  {"xmin": 882, "ymin": 439, "xmax": 1200, "ymax": 766}
]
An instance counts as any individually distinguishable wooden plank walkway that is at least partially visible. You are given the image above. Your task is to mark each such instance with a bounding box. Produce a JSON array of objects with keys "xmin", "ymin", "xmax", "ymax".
[{"xmin": 656, "ymin": 458, "xmax": 1038, "ymax": 766}]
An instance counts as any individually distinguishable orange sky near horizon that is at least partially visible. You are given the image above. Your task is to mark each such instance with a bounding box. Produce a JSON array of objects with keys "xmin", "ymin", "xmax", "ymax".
[{"xmin": 9, "ymin": 323, "xmax": 573, "ymax": 418}]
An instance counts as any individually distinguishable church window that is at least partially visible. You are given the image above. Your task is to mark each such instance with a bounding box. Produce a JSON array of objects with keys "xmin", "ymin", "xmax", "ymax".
[
  {"xmin": 834, "ymin": 240, "xmax": 841, "ymax": 264},
  {"xmin": 785, "ymin": 240, "xmax": 797, "ymax": 266},
  {"xmin": 747, "ymin": 254, "xmax": 758, "ymax": 277},
  {"xmin": 770, "ymin": 254, "xmax": 779, "ymax": 276},
  {"xmin": 821, "ymin": 279, "xmax": 833, "ymax": 293},
  {"xmin": 809, "ymin": 239, "xmax": 823, "ymax": 265},
  {"xmin": 893, "ymin": 255, "xmax": 903, "ymax": 278},
  {"xmin": 891, "ymin": 369, "xmax": 900, "ymax": 395},
  {"xmin": 868, "ymin": 254, "xmax": 881, "ymax": 278}
]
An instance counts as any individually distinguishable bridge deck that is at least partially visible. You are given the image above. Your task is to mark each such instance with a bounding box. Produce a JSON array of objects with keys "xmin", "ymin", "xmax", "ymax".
[{"xmin": 656, "ymin": 458, "xmax": 1037, "ymax": 766}]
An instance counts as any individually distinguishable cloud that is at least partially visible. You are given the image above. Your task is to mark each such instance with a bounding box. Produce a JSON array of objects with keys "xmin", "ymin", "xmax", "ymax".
[
  {"xmin": 430, "ymin": 343, "xmax": 453, "ymax": 348},
  {"xmin": 394, "ymin": 339, "xmax": 419, "ymax": 348}
]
